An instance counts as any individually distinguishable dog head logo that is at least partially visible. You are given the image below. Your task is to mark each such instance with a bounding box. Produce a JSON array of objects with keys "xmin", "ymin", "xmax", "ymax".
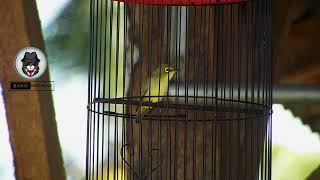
[
  {"xmin": 14, "ymin": 47, "xmax": 47, "ymax": 80},
  {"xmin": 21, "ymin": 52, "xmax": 40, "ymax": 77}
]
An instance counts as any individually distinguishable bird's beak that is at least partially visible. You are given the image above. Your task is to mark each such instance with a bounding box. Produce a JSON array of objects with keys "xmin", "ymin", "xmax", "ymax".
[{"xmin": 173, "ymin": 68, "xmax": 179, "ymax": 72}]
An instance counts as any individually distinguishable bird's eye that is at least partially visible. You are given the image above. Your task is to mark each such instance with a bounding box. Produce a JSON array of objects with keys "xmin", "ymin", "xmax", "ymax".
[{"xmin": 164, "ymin": 67, "xmax": 169, "ymax": 73}]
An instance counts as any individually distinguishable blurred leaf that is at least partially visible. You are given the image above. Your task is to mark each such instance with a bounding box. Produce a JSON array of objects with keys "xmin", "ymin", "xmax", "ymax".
[
  {"xmin": 273, "ymin": 144, "xmax": 320, "ymax": 180},
  {"xmin": 43, "ymin": 0, "xmax": 90, "ymax": 81}
]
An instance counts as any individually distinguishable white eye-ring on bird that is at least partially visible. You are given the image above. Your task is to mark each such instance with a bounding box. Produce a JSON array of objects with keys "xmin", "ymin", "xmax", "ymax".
[{"xmin": 164, "ymin": 67, "xmax": 179, "ymax": 73}]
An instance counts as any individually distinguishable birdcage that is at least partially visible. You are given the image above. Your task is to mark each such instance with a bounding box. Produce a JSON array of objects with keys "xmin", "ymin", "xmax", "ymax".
[{"xmin": 86, "ymin": 0, "xmax": 272, "ymax": 179}]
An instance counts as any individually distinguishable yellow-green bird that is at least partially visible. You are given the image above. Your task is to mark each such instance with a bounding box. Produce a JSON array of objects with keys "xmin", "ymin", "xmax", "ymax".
[{"xmin": 135, "ymin": 64, "xmax": 178, "ymax": 123}]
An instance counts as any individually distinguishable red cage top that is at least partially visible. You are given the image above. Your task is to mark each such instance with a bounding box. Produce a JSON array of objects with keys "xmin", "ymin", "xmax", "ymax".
[{"xmin": 113, "ymin": 0, "xmax": 247, "ymax": 5}]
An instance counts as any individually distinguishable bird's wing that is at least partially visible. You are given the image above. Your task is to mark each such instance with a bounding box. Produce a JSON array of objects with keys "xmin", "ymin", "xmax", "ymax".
[{"xmin": 136, "ymin": 73, "xmax": 159, "ymax": 113}]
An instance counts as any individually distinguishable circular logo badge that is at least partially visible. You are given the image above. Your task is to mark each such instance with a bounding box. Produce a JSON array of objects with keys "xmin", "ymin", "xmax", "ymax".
[{"xmin": 14, "ymin": 47, "xmax": 47, "ymax": 80}]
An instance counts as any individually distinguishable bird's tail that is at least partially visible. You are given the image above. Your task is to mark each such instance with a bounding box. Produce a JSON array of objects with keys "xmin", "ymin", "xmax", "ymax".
[{"xmin": 135, "ymin": 106, "xmax": 148, "ymax": 123}]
